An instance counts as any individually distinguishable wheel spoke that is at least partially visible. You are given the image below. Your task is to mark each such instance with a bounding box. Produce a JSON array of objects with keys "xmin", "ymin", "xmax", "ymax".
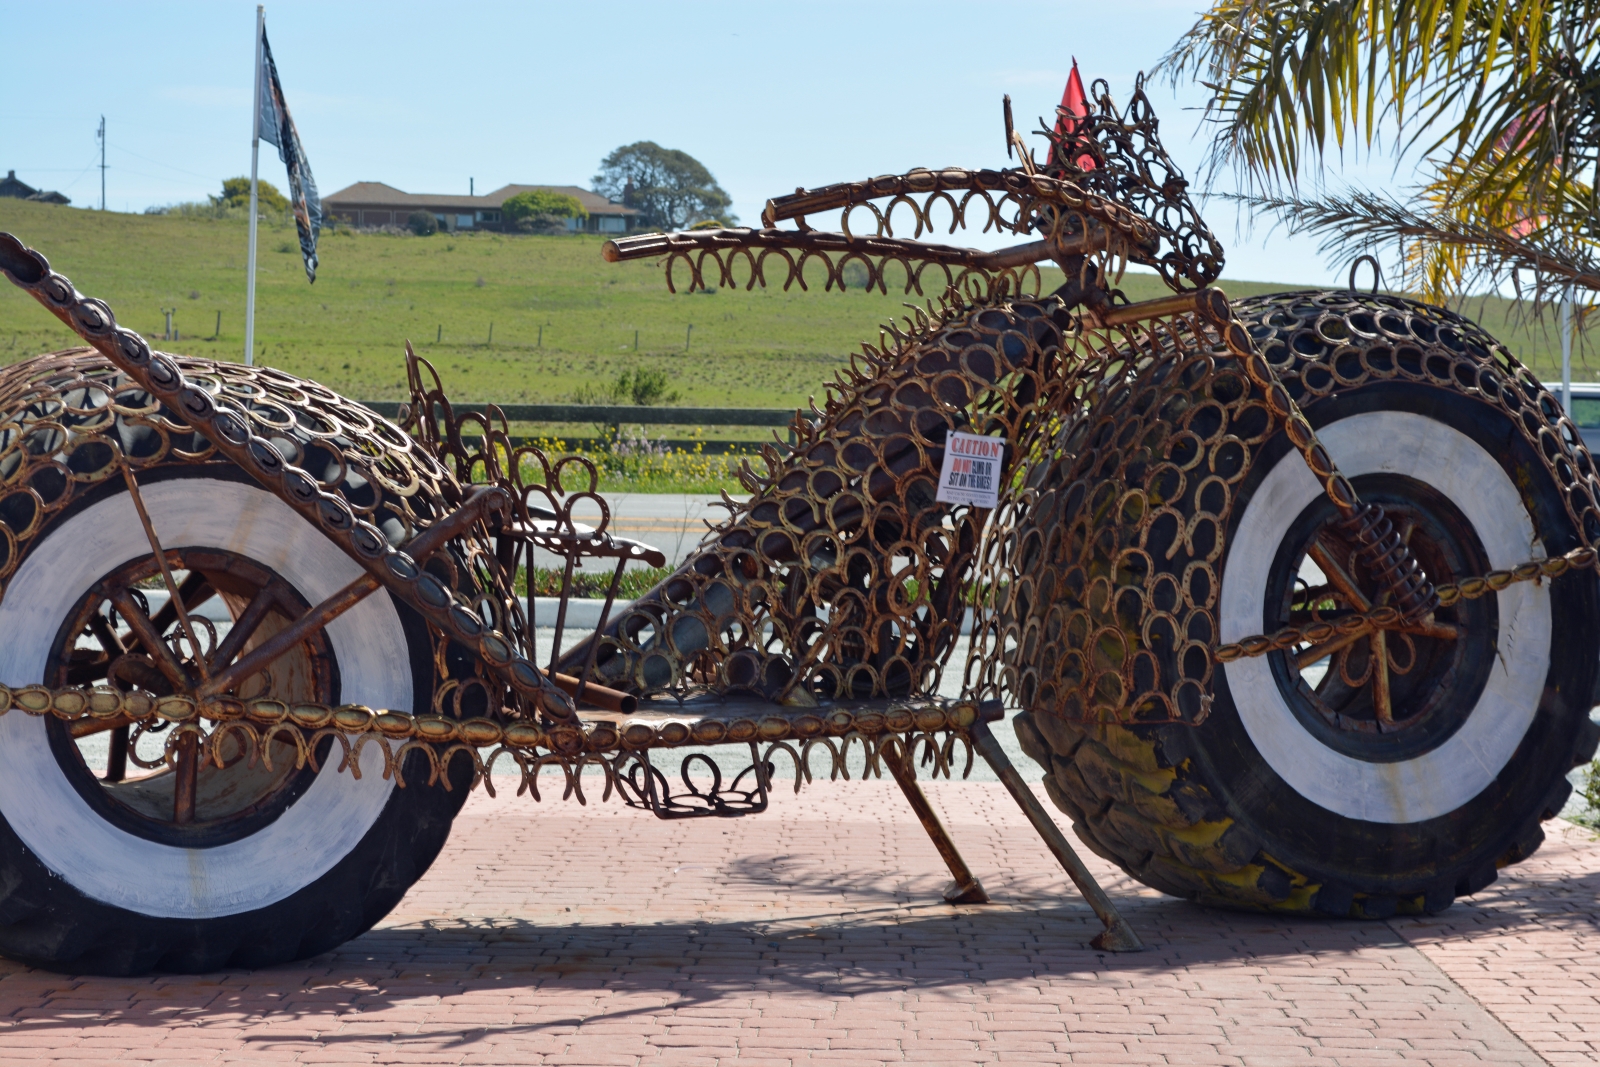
[
  {"xmin": 1371, "ymin": 629, "xmax": 1394, "ymax": 726},
  {"xmin": 88, "ymin": 609, "xmax": 127, "ymax": 658},
  {"xmin": 199, "ymin": 573, "xmax": 380, "ymax": 698},
  {"xmin": 1307, "ymin": 537, "xmax": 1373, "ymax": 612},
  {"xmin": 108, "ymin": 588, "xmax": 195, "ymax": 691},
  {"xmin": 149, "ymin": 570, "xmax": 213, "ymax": 638},
  {"xmin": 105, "ymin": 725, "xmax": 128, "ymax": 783},
  {"xmin": 172, "ymin": 732, "xmax": 198, "ymax": 824},
  {"xmin": 120, "ymin": 464, "xmax": 209, "ymax": 682},
  {"xmin": 204, "ymin": 579, "xmax": 293, "ymax": 675},
  {"xmin": 1296, "ymin": 628, "xmax": 1369, "ymax": 670}
]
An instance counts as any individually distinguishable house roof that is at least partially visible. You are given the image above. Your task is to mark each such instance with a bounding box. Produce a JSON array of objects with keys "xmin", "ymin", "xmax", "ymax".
[
  {"xmin": 1, "ymin": 170, "xmax": 39, "ymax": 199},
  {"xmin": 1, "ymin": 170, "xmax": 70, "ymax": 205},
  {"xmin": 323, "ymin": 181, "xmax": 638, "ymax": 216}
]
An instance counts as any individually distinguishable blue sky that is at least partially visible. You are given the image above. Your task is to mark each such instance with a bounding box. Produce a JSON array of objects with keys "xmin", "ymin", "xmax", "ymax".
[{"xmin": 2, "ymin": 1, "xmax": 1414, "ymax": 287}]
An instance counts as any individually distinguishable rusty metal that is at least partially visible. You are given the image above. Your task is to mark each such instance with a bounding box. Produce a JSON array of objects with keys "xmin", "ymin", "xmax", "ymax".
[
  {"xmin": 969, "ymin": 718, "xmax": 1143, "ymax": 952},
  {"xmin": 880, "ymin": 734, "xmax": 989, "ymax": 904},
  {"xmin": 44, "ymin": 545, "xmax": 338, "ymax": 823},
  {"xmin": 197, "ymin": 573, "xmax": 379, "ymax": 699},
  {"xmin": 603, "ymin": 226, "xmax": 1064, "ymax": 299},
  {"xmin": 120, "ymin": 463, "xmax": 209, "ymax": 682},
  {"xmin": 547, "ymin": 671, "xmax": 636, "ymax": 715},
  {"xmin": 1216, "ymin": 544, "xmax": 1599, "ymax": 663},
  {"xmin": 9, "ymin": 73, "xmax": 1589, "ymax": 966},
  {"xmin": 0, "ymin": 235, "xmax": 574, "ymax": 725}
]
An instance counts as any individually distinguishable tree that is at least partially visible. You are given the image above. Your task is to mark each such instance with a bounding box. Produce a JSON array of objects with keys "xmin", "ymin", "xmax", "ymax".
[
  {"xmin": 1160, "ymin": 1, "xmax": 1600, "ymax": 315},
  {"xmin": 502, "ymin": 189, "xmax": 587, "ymax": 234},
  {"xmin": 218, "ymin": 177, "xmax": 288, "ymax": 212},
  {"xmin": 593, "ymin": 142, "xmax": 735, "ymax": 231},
  {"xmin": 407, "ymin": 210, "xmax": 438, "ymax": 236}
]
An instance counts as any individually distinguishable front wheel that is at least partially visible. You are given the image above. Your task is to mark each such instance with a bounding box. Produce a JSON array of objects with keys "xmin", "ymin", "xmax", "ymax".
[{"xmin": 1011, "ymin": 293, "xmax": 1600, "ymax": 916}]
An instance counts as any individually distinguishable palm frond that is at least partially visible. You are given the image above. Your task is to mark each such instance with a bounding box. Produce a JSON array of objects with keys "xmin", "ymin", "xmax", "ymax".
[
  {"xmin": 1224, "ymin": 188, "xmax": 1600, "ymax": 315},
  {"xmin": 1158, "ymin": 0, "xmax": 1599, "ymax": 220}
]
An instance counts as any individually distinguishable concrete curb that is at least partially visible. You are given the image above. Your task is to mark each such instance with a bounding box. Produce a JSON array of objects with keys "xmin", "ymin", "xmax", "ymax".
[{"xmin": 528, "ymin": 597, "xmax": 979, "ymax": 634}]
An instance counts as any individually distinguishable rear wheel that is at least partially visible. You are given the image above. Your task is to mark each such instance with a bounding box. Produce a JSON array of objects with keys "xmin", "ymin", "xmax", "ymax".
[
  {"xmin": 1012, "ymin": 294, "xmax": 1600, "ymax": 915},
  {"xmin": 0, "ymin": 466, "xmax": 467, "ymax": 974}
]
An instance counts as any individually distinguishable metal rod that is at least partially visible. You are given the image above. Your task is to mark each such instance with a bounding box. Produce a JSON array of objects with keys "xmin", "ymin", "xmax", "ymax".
[
  {"xmin": 881, "ymin": 736, "xmax": 988, "ymax": 904},
  {"xmin": 968, "ymin": 719, "xmax": 1144, "ymax": 952},
  {"xmin": 545, "ymin": 671, "xmax": 635, "ymax": 715},
  {"xmin": 204, "ymin": 580, "xmax": 290, "ymax": 676},
  {"xmin": 105, "ymin": 724, "xmax": 128, "ymax": 783},
  {"xmin": 172, "ymin": 732, "xmax": 198, "ymax": 824},
  {"xmin": 576, "ymin": 557, "xmax": 628, "ymax": 707},
  {"xmin": 121, "ymin": 465, "xmax": 209, "ymax": 681},
  {"xmin": 199, "ymin": 573, "xmax": 379, "ymax": 697},
  {"xmin": 1308, "ymin": 538, "xmax": 1372, "ymax": 613},
  {"xmin": 108, "ymin": 589, "xmax": 194, "ymax": 692},
  {"xmin": 549, "ymin": 553, "xmax": 577, "ymax": 672},
  {"xmin": 1371, "ymin": 629, "xmax": 1394, "ymax": 726},
  {"xmin": 1095, "ymin": 289, "xmax": 1213, "ymax": 327}
]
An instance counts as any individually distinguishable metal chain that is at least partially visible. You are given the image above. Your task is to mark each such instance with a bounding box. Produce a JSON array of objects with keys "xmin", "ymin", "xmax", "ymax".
[
  {"xmin": 1214, "ymin": 545, "xmax": 1600, "ymax": 663},
  {"xmin": 0, "ymin": 682, "xmax": 982, "ymax": 798}
]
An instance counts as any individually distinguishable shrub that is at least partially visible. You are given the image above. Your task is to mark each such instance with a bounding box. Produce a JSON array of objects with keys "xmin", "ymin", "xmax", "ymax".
[
  {"xmin": 218, "ymin": 177, "xmax": 289, "ymax": 212},
  {"xmin": 569, "ymin": 367, "xmax": 681, "ymax": 407},
  {"xmin": 503, "ymin": 190, "xmax": 587, "ymax": 234},
  {"xmin": 407, "ymin": 210, "xmax": 438, "ymax": 236}
]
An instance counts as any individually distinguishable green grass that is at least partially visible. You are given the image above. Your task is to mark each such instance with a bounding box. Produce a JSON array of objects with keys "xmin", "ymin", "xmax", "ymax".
[
  {"xmin": 523, "ymin": 565, "xmax": 673, "ymax": 600},
  {"xmin": 1, "ymin": 199, "xmax": 1590, "ymax": 426}
]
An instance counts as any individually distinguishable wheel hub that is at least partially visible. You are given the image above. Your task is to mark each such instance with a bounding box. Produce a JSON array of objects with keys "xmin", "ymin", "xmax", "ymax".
[
  {"xmin": 1267, "ymin": 473, "xmax": 1496, "ymax": 763},
  {"xmin": 46, "ymin": 546, "xmax": 336, "ymax": 841}
]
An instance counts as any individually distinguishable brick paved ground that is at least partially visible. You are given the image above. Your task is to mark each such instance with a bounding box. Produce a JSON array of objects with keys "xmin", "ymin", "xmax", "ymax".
[{"xmin": 2, "ymin": 775, "xmax": 1598, "ymax": 1066}]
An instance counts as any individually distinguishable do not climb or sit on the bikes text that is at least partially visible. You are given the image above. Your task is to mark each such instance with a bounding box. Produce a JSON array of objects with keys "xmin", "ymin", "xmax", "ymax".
[{"xmin": 937, "ymin": 431, "xmax": 1005, "ymax": 509}]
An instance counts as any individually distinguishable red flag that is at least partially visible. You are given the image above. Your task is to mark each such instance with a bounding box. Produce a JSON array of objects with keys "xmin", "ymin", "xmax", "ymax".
[{"xmin": 1048, "ymin": 60, "xmax": 1095, "ymax": 171}]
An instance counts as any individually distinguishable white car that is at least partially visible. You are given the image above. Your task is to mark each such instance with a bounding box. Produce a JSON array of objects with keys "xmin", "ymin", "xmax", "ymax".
[{"xmin": 1560, "ymin": 383, "xmax": 1600, "ymax": 452}]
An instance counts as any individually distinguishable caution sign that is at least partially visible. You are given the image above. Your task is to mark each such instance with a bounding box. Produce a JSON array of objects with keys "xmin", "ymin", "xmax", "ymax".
[{"xmin": 936, "ymin": 431, "xmax": 1005, "ymax": 509}]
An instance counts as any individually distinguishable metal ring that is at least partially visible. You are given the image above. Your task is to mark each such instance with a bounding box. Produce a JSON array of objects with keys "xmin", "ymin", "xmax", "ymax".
[{"xmin": 1347, "ymin": 255, "xmax": 1382, "ymax": 294}]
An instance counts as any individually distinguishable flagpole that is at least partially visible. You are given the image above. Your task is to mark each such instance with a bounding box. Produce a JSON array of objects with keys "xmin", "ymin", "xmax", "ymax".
[{"xmin": 244, "ymin": 4, "xmax": 264, "ymax": 367}]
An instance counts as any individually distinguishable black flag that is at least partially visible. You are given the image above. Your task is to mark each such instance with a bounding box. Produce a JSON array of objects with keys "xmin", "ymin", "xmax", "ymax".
[{"xmin": 258, "ymin": 28, "xmax": 321, "ymax": 283}]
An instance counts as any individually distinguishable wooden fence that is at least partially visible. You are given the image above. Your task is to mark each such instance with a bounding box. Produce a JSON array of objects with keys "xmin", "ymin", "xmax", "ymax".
[{"xmin": 358, "ymin": 402, "xmax": 798, "ymax": 453}]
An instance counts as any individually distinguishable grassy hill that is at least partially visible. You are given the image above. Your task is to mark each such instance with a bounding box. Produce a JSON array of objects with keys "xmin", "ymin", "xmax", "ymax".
[{"xmin": 1, "ymin": 200, "xmax": 1588, "ymax": 427}]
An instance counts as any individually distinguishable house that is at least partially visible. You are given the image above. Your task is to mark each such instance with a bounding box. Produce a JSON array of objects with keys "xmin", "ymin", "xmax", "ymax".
[
  {"xmin": 321, "ymin": 182, "xmax": 639, "ymax": 234},
  {"xmin": 0, "ymin": 171, "xmax": 70, "ymax": 205}
]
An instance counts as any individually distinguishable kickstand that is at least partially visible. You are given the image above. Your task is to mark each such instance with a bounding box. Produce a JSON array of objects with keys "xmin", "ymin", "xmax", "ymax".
[
  {"xmin": 969, "ymin": 718, "xmax": 1145, "ymax": 952},
  {"xmin": 882, "ymin": 735, "xmax": 989, "ymax": 904}
]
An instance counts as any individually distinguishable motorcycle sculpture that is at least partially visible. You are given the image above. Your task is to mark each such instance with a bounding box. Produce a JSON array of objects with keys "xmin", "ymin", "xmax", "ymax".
[{"xmin": 0, "ymin": 77, "xmax": 1592, "ymax": 975}]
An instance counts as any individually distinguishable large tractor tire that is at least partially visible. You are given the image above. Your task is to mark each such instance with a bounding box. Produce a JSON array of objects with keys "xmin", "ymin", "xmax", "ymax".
[
  {"xmin": 0, "ymin": 351, "xmax": 471, "ymax": 974},
  {"xmin": 1008, "ymin": 291, "xmax": 1600, "ymax": 916}
]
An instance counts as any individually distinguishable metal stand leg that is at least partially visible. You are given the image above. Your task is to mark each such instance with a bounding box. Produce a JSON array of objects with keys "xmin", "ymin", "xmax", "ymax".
[
  {"xmin": 969, "ymin": 719, "xmax": 1144, "ymax": 952},
  {"xmin": 882, "ymin": 736, "xmax": 989, "ymax": 904}
]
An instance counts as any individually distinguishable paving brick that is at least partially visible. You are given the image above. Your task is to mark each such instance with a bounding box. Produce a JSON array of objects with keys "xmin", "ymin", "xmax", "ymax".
[{"xmin": 1, "ymin": 782, "xmax": 1596, "ymax": 1065}]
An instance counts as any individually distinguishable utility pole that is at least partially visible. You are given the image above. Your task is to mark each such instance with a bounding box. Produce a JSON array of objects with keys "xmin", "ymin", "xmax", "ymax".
[
  {"xmin": 1561, "ymin": 291, "xmax": 1574, "ymax": 412},
  {"xmin": 97, "ymin": 116, "xmax": 106, "ymax": 211}
]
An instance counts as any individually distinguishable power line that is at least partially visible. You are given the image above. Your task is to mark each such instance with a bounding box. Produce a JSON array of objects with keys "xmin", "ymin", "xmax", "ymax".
[{"xmin": 107, "ymin": 142, "xmax": 223, "ymax": 184}]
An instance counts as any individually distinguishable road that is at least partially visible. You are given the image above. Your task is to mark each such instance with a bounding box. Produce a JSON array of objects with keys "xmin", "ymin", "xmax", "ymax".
[{"xmin": 546, "ymin": 491, "xmax": 727, "ymax": 569}]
